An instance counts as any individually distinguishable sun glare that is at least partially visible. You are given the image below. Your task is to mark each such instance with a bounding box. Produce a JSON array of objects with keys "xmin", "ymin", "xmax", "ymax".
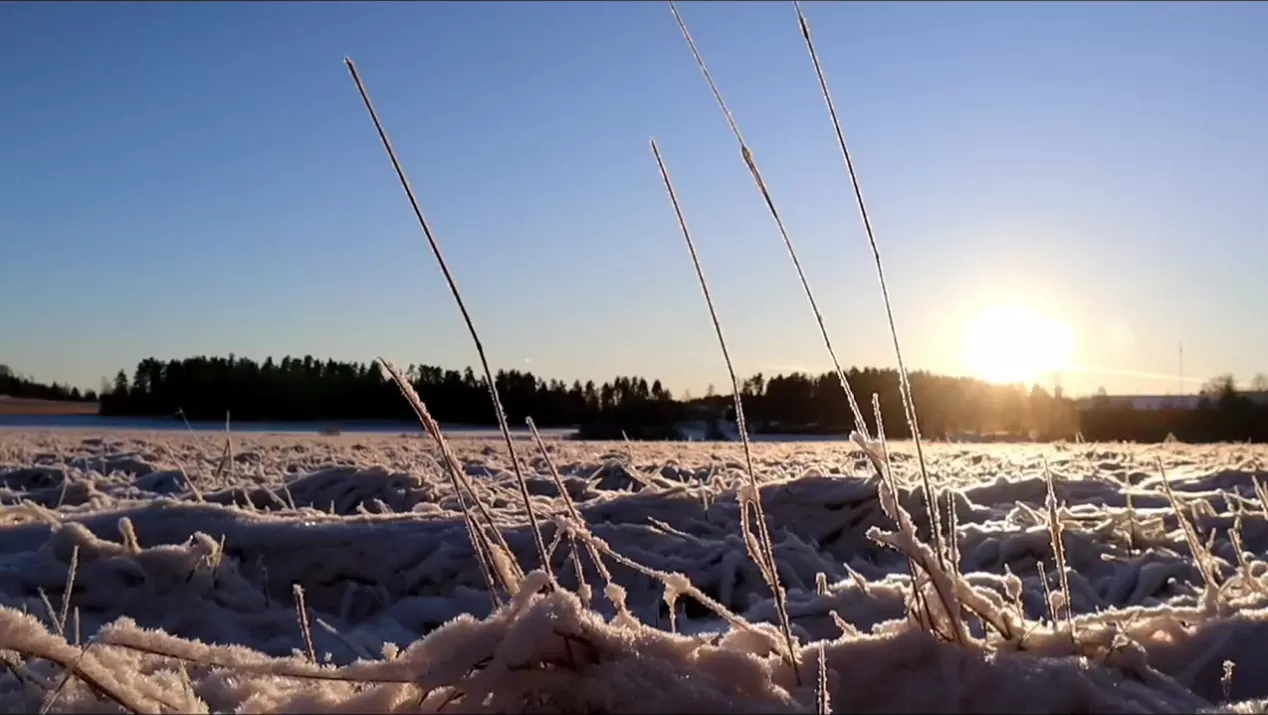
[{"xmin": 961, "ymin": 305, "xmax": 1074, "ymax": 385}]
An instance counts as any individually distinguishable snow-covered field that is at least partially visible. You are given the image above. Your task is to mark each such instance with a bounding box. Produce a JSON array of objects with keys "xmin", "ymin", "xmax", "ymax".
[{"xmin": 1, "ymin": 430, "xmax": 1267, "ymax": 713}]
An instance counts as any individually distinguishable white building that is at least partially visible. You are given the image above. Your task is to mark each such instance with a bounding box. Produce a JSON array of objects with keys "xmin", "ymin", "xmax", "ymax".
[{"xmin": 1078, "ymin": 392, "xmax": 1268, "ymax": 412}]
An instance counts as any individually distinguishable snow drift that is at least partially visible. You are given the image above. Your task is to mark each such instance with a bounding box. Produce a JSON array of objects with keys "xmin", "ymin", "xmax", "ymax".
[{"xmin": 1, "ymin": 430, "xmax": 1267, "ymax": 712}]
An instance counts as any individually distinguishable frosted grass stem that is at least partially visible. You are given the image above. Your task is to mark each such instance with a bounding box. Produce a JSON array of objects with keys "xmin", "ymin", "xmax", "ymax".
[
  {"xmin": 651, "ymin": 138, "xmax": 799, "ymax": 680},
  {"xmin": 793, "ymin": 0, "xmax": 944, "ymax": 567},
  {"xmin": 667, "ymin": 1, "xmax": 870, "ymax": 445},
  {"xmin": 344, "ymin": 57, "xmax": 552, "ymax": 582}
]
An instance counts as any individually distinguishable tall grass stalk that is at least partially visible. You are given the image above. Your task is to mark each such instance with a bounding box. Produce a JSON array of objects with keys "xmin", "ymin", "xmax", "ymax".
[
  {"xmin": 1042, "ymin": 458, "xmax": 1075, "ymax": 634},
  {"xmin": 815, "ymin": 642, "xmax": 830, "ymax": 715},
  {"xmin": 292, "ymin": 584, "xmax": 318, "ymax": 665},
  {"xmin": 344, "ymin": 57, "xmax": 552, "ymax": 582},
  {"xmin": 1156, "ymin": 456, "xmax": 1219, "ymax": 602},
  {"xmin": 792, "ymin": 0, "xmax": 945, "ymax": 568},
  {"xmin": 868, "ymin": 394, "xmax": 954, "ymax": 644},
  {"xmin": 57, "ymin": 545, "xmax": 78, "ymax": 640},
  {"xmin": 667, "ymin": 0, "xmax": 869, "ymax": 443},
  {"xmin": 650, "ymin": 138, "xmax": 799, "ymax": 679},
  {"xmin": 525, "ymin": 417, "xmax": 623, "ymax": 609},
  {"xmin": 381, "ymin": 358, "xmax": 515, "ymax": 603}
]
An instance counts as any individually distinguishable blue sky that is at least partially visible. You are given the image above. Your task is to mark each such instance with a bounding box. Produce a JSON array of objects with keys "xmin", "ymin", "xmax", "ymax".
[{"xmin": 3, "ymin": 1, "xmax": 1265, "ymax": 398}]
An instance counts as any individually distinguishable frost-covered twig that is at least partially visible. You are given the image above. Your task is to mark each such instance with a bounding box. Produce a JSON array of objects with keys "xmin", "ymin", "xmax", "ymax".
[{"xmin": 344, "ymin": 57, "xmax": 553, "ymax": 584}]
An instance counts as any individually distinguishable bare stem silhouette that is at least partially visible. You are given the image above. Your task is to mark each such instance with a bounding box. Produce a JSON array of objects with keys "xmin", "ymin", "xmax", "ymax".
[
  {"xmin": 793, "ymin": 1, "xmax": 944, "ymax": 567},
  {"xmin": 650, "ymin": 138, "xmax": 799, "ymax": 680},
  {"xmin": 343, "ymin": 57, "xmax": 553, "ymax": 583},
  {"xmin": 667, "ymin": 0, "xmax": 870, "ymax": 444}
]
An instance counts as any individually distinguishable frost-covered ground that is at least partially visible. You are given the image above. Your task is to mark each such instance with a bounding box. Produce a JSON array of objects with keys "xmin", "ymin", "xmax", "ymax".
[{"xmin": 1, "ymin": 430, "xmax": 1267, "ymax": 713}]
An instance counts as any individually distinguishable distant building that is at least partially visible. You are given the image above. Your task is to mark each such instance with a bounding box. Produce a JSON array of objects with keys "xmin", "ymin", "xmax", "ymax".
[{"xmin": 1077, "ymin": 392, "xmax": 1268, "ymax": 412}]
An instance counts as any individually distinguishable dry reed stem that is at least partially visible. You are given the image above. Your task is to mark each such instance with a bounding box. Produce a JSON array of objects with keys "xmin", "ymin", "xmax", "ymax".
[
  {"xmin": 650, "ymin": 138, "xmax": 799, "ymax": 679},
  {"xmin": 344, "ymin": 57, "xmax": 553, "ymax": 583},
  {"xmin": 575, "ymin": 529, "xmax": 782, "ymax": 650},
  {"xmin": 156, "ymin": 441, "xmax": 203, "ymax": 503},
  {"xmin": 380, "ymin": 359, "xmax": 509, "ymax": 604},
  {"xmin": 280, "ymin": 478, "xmax": 297, "ymax": 511},
  {"xmin": 867, "ymin": 394, "xmax": 964, "ymax": 645},
  {"xmin": 666, "ymin": 0, "xmax": 870, "ymax": 444},
  {"xmin": 525, "ymin": 418, "xmax": 620, "ymax": 604},
  {"xmin": 57, "ymin": 545, "xmax": 77, "ymax": 640},
  {"xmin": 793, "ymin": 0, "xmax": 944, "ymax": 570},
  {"xmin": 96, "ymin": 637, "xmax": 409, "ymax": 684},
  {"xmin": 316, "ymin": 618, "xmax": 375, "ymax": 662},
  {"xmin": 0, "ymin": 653, "xmax": 39, "ymax": 691},
  {"xmin": 1155, "ymin": 457, "xmax": 1219, "ymax": 600},
  {"xmin": 293, "ymin": 584, "xmax": 318, "ymax": 665},
  {"xmin": 525, "ymin": 419, "xmax": 583, "ymax": 523},
  {"xmin": 1036, "ymin": 561, "xmax": 1056, "ymax": 626},
  {"xmin": 38, "ymin": 589, "xmax": 61, "ymax": 638},
  {"xmin": 815, "ymin": 642, "xmax": 830, "ymax": 715},
  {"xmin": 212, "ymin": 411, "xmax": 234, "ymax": 484},
  {"xmin": 37, "ymin": 640, "xmax": 94, "ymax": 715},
  {"xmin": 1254, "ymin": 477, "xmax": 1268, "ymax": 520},
  {"xmin": 1042, "ymin": 458, "xmax": 1075, "ymax": 635},
  {"xmin": 175, "ymin": 406, "xmax": 222, "ymax": 493},
  {"xmin": 8, "ymin": 641, "xmax": 144, "ymax": 715}
]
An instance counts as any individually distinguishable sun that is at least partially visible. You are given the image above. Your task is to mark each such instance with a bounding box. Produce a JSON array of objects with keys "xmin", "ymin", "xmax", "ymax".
[{"xmin": 961, "ymin": 305, "xmax": 1074, "ymax": 385}]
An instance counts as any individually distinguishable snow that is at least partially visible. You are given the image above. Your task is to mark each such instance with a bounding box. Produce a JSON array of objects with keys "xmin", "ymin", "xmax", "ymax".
[{"xmin": 0, "ymin": 429, "xmax": 1266, "ymax": 712}]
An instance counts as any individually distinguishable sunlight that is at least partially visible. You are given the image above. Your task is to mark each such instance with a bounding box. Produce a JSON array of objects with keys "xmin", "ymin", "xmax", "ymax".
[{"xmin": 961, "ymin": 305, "xmax": 1074, "ymax": 385}]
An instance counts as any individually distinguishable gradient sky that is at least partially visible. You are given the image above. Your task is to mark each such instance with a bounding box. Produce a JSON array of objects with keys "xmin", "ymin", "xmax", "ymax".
[{"xmin": 3, "ymin": 1, "xmax": 1265, "ymax": 399}]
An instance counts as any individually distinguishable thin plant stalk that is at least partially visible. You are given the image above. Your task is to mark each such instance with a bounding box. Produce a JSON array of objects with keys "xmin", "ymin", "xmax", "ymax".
[
  {"xmin": 525, "ymin": 418, "xmax": 583, "ymax": 523},
  {"xmin": 344, "ymin": 57, "xmax": 552, "ymax": 581},
  {"xmin": 38, "ymin": 589, "xmax": 61, "ymax": 638},
  {"xmin": 650, "ymin": 138, "xmax": 799, "ymax": 679},
  {"xmin": 58, "ymin": 545, "xmax": 78, "ymax": 638},
  {"xmin": 38, "ymin": 640, "xmax": 97, "ymax": 715},
  {"xmin": 292, "ymin": 584, "xmax": 318, "ymax": 665},
  {"xmin": 1042, "ymin": 458, "xmax": 1075, "ymax": 635},
  {"xmin": 667, "ymin": 0, "xmax": 870, "ymax": 444},
  {"xmin": 793, "ymin": 0, "xmax": 944, "ymax": 567},
  {"xmin": 870, "ymin": 394, "xmax": 942, "ymax": 642},
  {"xmin": 816, "ymin": 643, "xmax": 830, "ymax": 715},
  {"xmin": 526, "ymin": 417, "xmax": 622, "ymax": 608},
  {"xmin": 1156, "ymin": 456, "xmax": 1219, "ymax": 599},
  {"xmin": 381, "ymin": 359, "xmax": 512, "ymax": 604}
]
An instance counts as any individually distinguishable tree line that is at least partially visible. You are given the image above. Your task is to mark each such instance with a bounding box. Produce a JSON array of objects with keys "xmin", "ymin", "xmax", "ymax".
[
  {"xmin": 726, "ymin": 369, "xmax": 1079, "ymax": 440},
  {"xmin": 8, "ymin": 355, "xmax": 1267, "ymax": 442},
  {"xmin": 0, "ymin": 364, "xmax": 97, "ymax": 403},
  {"xmin": 97, "ymin": 355, "xmax": 681, "ymax": 439},
  {"xmin": 89, "ymin": 354, "xmax": 1084, "ymax": 440}
]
